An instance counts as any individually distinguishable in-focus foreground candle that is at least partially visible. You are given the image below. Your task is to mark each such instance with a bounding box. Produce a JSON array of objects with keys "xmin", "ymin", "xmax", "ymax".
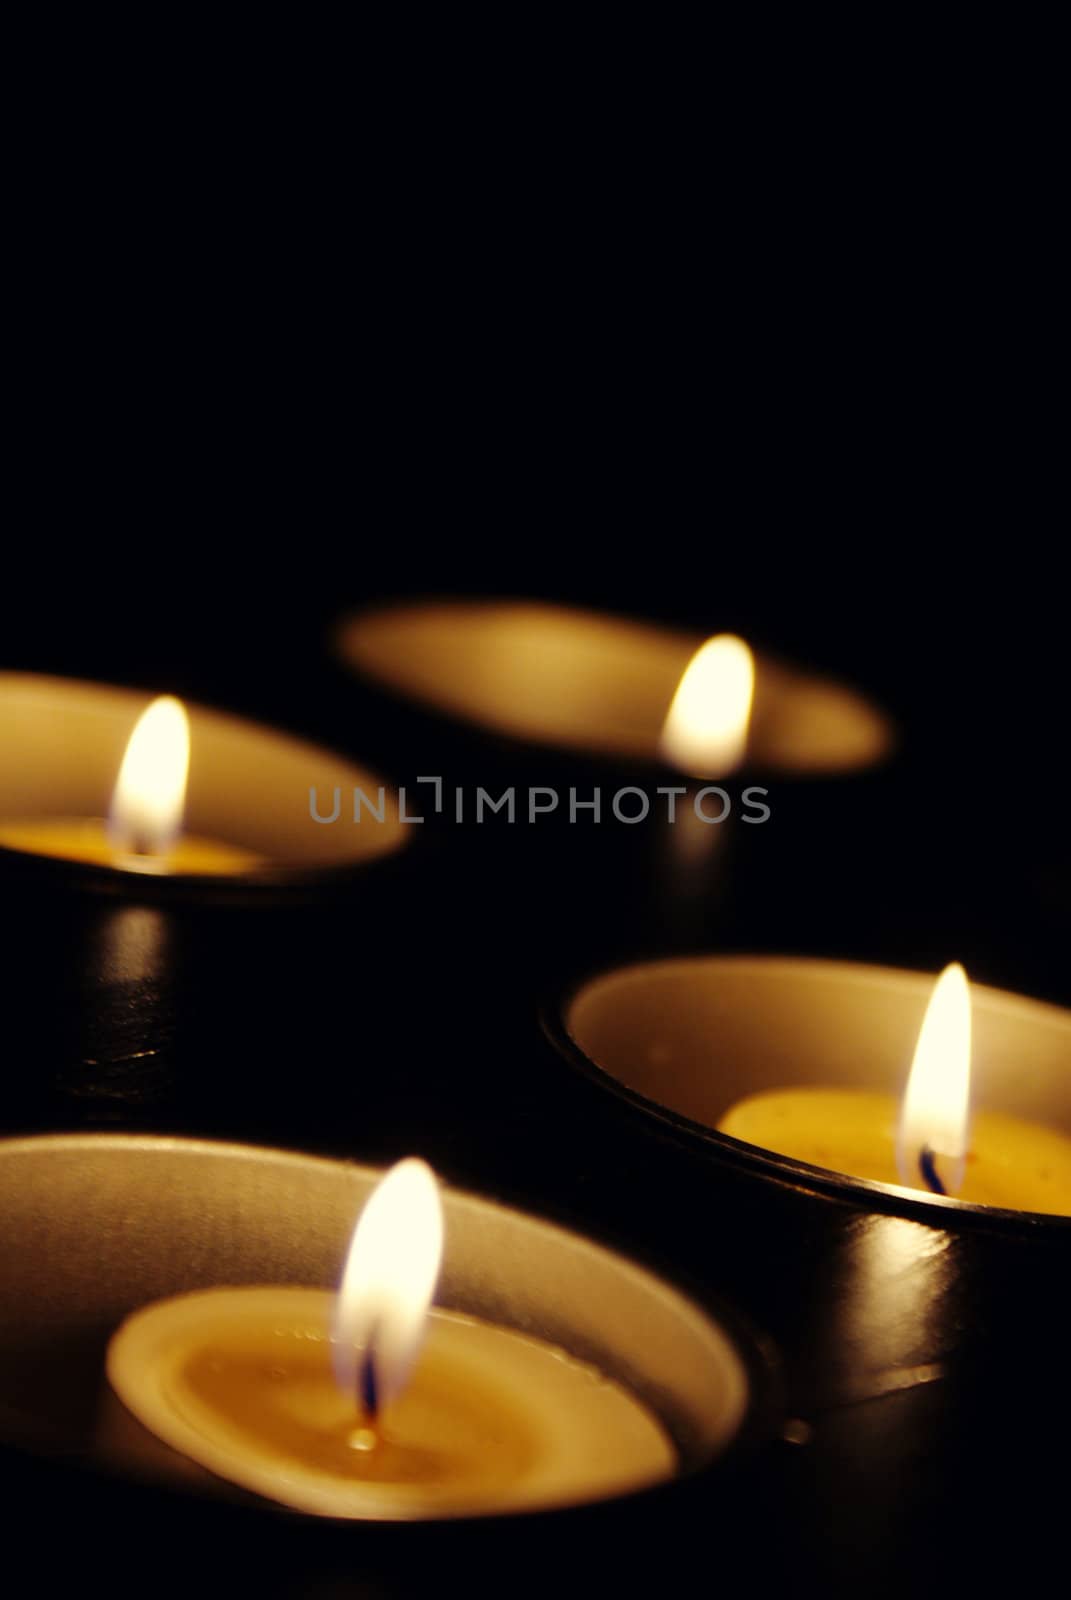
[
  {"xmin": 0, "ymin": 1135, "xmax": 756, "ymax": 1517},
  {"xmin": 106, "ymin": 1159, "xmax": 676, "ymax": 1518},
  {"xmin": 108, "ymin": 1287, "xmax": 674, "ymax": 1519}
]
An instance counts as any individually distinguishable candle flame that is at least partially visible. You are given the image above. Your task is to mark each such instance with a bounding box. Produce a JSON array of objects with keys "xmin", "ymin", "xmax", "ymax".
[
  {"xmin": 897, "ymin": 963, "xmax": 972, "ymax": 1196},
  {"xmin": 108, "ymin": 696, "xmax": 190, "ymax": 857},
  {"xmin": 660, "ymin": 635, "xmax": 755, "ymax": 775},
  {"xmin": 332, "ymin": 1158, "xmax": 443, "ymax": 1421}
]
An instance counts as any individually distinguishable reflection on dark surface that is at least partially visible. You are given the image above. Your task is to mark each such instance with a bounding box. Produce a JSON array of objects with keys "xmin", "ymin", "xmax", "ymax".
[
  {"xmin": 824, "ymin": 1214, "xmax": 955, "ymax": 1406},
  {"xmin": 54, "ymin": 905, "xmax": 176, "ymax": 1116}
]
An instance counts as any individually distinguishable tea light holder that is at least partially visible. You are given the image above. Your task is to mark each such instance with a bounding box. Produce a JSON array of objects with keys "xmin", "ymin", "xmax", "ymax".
[
  {"xmin": 0, "ymin": 1134, "xmax": 770, "ymax": 1519},
  {"xmin": 553, "ymin": 955, "xmax": 1071, "ymax": 1228},
  {"xmin": 335, "ymin": 600, "xmax": 893, "ymax": 774},
  {"xmin": 0, "ymin": 672, "xmax": 407, "ymax": 894}
]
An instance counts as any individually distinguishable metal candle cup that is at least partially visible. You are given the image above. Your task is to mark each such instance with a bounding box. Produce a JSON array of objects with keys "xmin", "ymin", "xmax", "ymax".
[
  {"xmin": 0, "ymin": 672, "xmax": 407, "ymax": 894},
  {"xmin": 335, "ymin": 600, "xmax": 892, "ymax": 773},
  {"xmin": 556, "ymin": 955, "xmax": 1071, "ymax": 1226},
  {"xmin": 0, "ymin": 1135, "xmax": 766, "ymax": 1520}
]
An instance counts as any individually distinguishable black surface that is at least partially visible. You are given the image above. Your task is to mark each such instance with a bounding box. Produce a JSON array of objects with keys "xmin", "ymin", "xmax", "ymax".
[{"xmin": 1, "ymin": 577, "xmax": 1068, "ymax": 1597}]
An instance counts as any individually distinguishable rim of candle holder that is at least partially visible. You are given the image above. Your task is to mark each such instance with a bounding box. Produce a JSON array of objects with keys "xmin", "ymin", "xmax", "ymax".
[
  {"xmin": 544, "ymin": 954, "xmax": 1071, "ymax": 1235},
  {"xmin": 0, "ymin": 1132, "xmax": 776, "ymax": 1523}
]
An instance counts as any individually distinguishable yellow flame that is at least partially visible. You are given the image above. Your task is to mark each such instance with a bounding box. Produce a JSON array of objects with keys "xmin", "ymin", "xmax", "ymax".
[
  {"xmin": 331, "ymin": 1158, "xmax": 443, "ymax": 1418},
  {"xmin": 108, "ymin": 696, "xmax": 190, "ymax": 857},
  {"xmin": 897, "ymin": 963, "xmax": 972, "ymax": 1196},
  {"xmin": 660, "ymin": 635, "xmax": 755, "ymax": 776}
]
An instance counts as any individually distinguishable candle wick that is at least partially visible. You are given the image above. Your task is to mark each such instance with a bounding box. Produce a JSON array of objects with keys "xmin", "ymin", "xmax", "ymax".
[
  {"xmin": 358, "ymin": 1344, "xmax": 380, "ymax": 1422},
  {"xmin": 128, "ymin": 826, "xmax": 162, "ymax": 858},
  {"xmin": 918, "ymin": 1145, "xmax": 947, "ymax": 1196},
  {"xmin": 110, "ymin": 826, "xmax": 158, "ymax": 859}
]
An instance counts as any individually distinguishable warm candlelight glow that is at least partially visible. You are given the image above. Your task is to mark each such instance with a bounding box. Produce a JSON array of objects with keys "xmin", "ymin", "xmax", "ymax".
[
  {"xmin": 332, "ymin": 1158, "xmax": 444, "ymax": 1422},
  {"xmin": 103, "ymin": 1147, "xmax": 682, "ymax": 1517},
  {"xmin": 897, "ymin": 963, "xmax": 972, "ymax": 1197},
  {"xmin": 660, "ymin": 634, "xmax": 755, "ymax": 776},
  {"xmin": 108, "ymin": 696, "xmax": 190, "ymax": 857}
]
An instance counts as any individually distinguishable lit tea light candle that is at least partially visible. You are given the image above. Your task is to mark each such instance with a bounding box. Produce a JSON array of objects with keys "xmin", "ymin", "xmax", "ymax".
[
  {"xmin": 336, "ymin": 600, "xmax": 893, "ymax": 774},
  {"xmin": 0, "ymin": 1137, "xmax": 755, "ymax": 1512},
  {"xmin": 107, "ymin": 1158, "xmax": 677, "ymax": 1518},
  {"xmin": 563, "ymin": 956, "xmax": 1071, "ymax": 1219},
  {"xmin": 0, "ymin": 696, "xmax": 259, "ymax": 874},
  {"xmin": 0, "ymin": 673, "xmax": 406, "ymax": 884}
]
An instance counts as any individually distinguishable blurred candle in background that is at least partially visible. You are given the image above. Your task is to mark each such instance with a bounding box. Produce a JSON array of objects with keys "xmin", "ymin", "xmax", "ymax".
[
  {"xmin": 336, "ymin": 600, "xmax": 893, "ymax": 774},
  {"xmin": 0, "ymin": 674, "xmax": 407, "ymax": 885}
]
